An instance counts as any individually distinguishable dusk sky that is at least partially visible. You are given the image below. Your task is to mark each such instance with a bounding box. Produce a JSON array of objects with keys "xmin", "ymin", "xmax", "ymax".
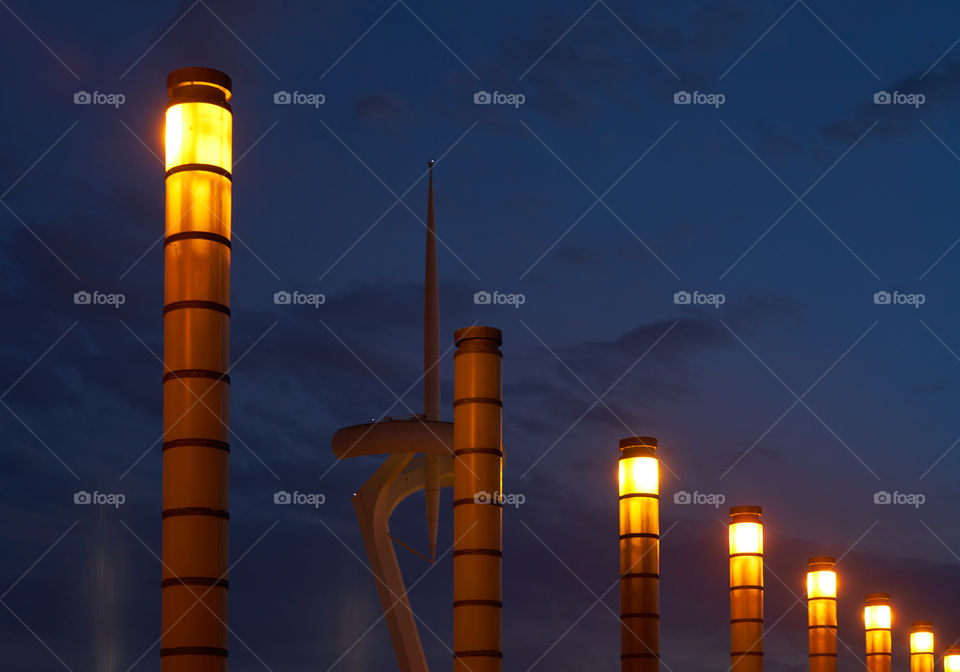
[{"xmin": 3, "ymin": 1, "xmax": 960, "ymax": 671}]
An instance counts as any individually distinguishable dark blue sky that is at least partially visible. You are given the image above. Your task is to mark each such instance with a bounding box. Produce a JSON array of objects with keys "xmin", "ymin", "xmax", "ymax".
[{"xmin": 2, "ymin": 1, "xmax": 960, "ymax": 670}]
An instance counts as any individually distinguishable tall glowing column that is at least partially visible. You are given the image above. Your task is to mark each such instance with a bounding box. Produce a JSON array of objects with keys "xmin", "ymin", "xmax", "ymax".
[
  {"xmin": 864, "ymin": 593, "xmax": 892, "ymax": 672},
  {"xmin": 807, "ymin": 557, "xmax": 837, "ymax": 672},
  {"xmin": 162, "ymin": 66, "xmax": 232, "ymax": 672},
  {"xmin": 619, "ymin": 437, "xmax": 659, "ymax": 671},
  {"xmin": 910, "ymin": 622, "xmax": 934, "ymax": 672},
  {"xmin": 730, "ymin": 506, "xmax": 763, "ymax": 672},
  {"xmin": 945, "ymin": 647, "xmax": 960, "ymax": 671},
  {"xmin": 453, "ymin": 326, "xmax": 503, "ymax": 672}
]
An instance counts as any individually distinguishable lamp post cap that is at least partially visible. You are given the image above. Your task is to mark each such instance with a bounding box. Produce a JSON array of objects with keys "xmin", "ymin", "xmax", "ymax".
[
  {"xmin": 946, "ymin": 646, "xmax": 960, "ymax": 655},
  {"xmin": 865, "ymin": 592, "xmax": 890, "ymax": 604},
  {"xmin": 167, "ymin": 67, "xmax": 232, "ymax": 99},
  {"xmin": 619, "ymin": 436, "xmax": 658, "ymax": 450},
  {"xmin": 454, "ymin": 325, "xmax": 502, "ymax": 345},
  {"xmin": 910, "ymin": 621, "xmax": 934, "ymax": 630},
  {"xmin": 729, "ymin": 505, "xmax": 762, "ymax": 516},
  {"xmin": 428, "ymin": 159, "xmax": 435, "ymax": 168},
  {"xmin": 808, "ymin": 555, "xmax": 836, "ymax": 564}
]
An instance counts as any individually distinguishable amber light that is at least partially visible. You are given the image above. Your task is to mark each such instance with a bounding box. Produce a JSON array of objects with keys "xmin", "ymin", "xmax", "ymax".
[
  {"xmin": 945, "ymin": 648, "xmax": 960, "ymax": 672},
  {"xmin": 619, "ymin": 455, "xmax": 658, "ymax": 496},
  {"xmin": 807, "ymin": 570, "xmax": 837, "ymax": 599},
  {"xmin": 729, "ymin": 521, "xmax": 763, "ymax": 555},
  {"xmin": 909, "ymin": 622, "xmax": 934, "ymax": 672},
  {"xmin": 864, "ymin": 594, "xmax": 892, "ymax": 672},
  {"xmin": 865, "ymin": 604, "xmax": 892, "ymax": 630},
  {"xmin": 807, "ymin": 557, "xmax": 838, "ymax": 672},
  {"xmin": 165, "ymin": 101, "xmax": 232, "ymax": 172}
]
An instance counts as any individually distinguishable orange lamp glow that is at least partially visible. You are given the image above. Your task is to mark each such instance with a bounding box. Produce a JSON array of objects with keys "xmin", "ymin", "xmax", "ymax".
[
  {"xmin": 864, "ymin": 593, "xmax": 892, "ymax": 672},
  {"xmin": 165, "ymin": 101, "xmax": 232, "ymax": 172},
  {"xmin": 865, "ymin": 604, "xmax": 892, "ymax": 630},
  {"xmin": 807, "ymin": 557, "xmax": 837, "ymax": 672},
  {"xmin": 945, "ymin": 647, "xmax": 960, "ymax": 672},
  {"xmin": 729, "ymin": 520, "xmax": 763, "ymax": 555},
  {"xmin": 807, "ymin": 570, "xmax": 837, "ymax": 599},
  {"xmin": 619, "ymin": 455, "xmax": 658, "ymax": 496},
  {"xmin": 910, "ymin": 622, "xmax": 934, "ymax": 672}
]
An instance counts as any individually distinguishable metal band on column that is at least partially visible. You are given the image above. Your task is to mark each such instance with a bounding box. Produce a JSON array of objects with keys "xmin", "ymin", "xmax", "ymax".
[
  {"xmin": 807, "ymin": 557, "xmax": 837, "ymax": 672},
  {"xmin": 453, "ymin": 326, "xmax": 503, "ymax": 672},
  {"xmin": 619, "ymin": 437, "xmax": 660, "ymax": 671},
  {"xmin": 909, "ymin": 622, "xmax": 934, "ymax": 672},
  {"xmin": 162, "ymin": 66, "xmax": 232, "ymax": 672},
  {"xmin": 730, "ymin": 506, "xmax": 763, "ymax": 672},
  {"xmin": 864, "ymin": 593, "xmax": 892, "ymax": 672}
]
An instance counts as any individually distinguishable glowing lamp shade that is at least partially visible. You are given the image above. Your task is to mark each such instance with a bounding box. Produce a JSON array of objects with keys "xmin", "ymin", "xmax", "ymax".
[
  {"xmin": 807, "ymin": 570, "xmax": 837, "ymax": 599},
  {"xmin": 864, "ymin": 605, "xmax": 891, "ymax": 630},
  {"xmin": 910, "ymin": 622, "xmax": 935, "ymax": 672},
  {"xmin": 729, "ymin": 522, "xmax": 763, "ymax": 555},
  {"xmin": 619, "ymin": 455, "xmax": 658, "ymax": 496},
  {"xmin": 165, "ymin": 102, "xmax": 232, "ymax": 172},
  {"xmin": 807, "ymin": 557, "xmax": 838, "ymax": 672},
  {"xmin": 864, "ymin": 594, "xmax": 892, "ymax": 672},
  {"xmin": 910, "ymin": 632, "xmax": 933, "ymax": 654},
  {"xmin": 945, "ymin": 649, "xmax": 960, "ymax": 672}
]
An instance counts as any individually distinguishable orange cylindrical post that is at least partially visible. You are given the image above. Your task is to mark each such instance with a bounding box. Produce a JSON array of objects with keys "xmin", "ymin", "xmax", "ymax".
[
  {"xmin": 161, "ymin": 66, "xmax": 233, "ymax": 672},
  {"xmin": 453, "ymin": 326, "xmax": 503, "ymax": 672},
  {"xmin": 910, "ymin": 622, "xmax": 934, "ymax": 672},
  {"xmin": 730, "ymin": 506, "xmax": 763, "ymax": 672},
  {"xmin": 945, "ymin": 647, "xmax": 960, "ymax": 671},
  {"xmin": 619, "ymin": 437, "xmax": 660, "ymax": 671},
  {"xmin": 865, "ymin": 593, "xmax": 892, "ymax": 672},
  {"xmin": 807, "ymin": 557, "xmax": 837, "ymax": 672}
]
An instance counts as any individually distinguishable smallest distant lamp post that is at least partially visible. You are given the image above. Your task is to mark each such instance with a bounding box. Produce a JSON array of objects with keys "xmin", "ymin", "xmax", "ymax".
[
  {"xmin": 864, "ymin": 593, "xmax": 892, "ymax": 672},
  {"xmin": 944, "ymin": 647, "xmax": 960, "ymax": 672},
  {"xmin": 807, "ymin": 557, "xmax": 837, "ymax": 672},
  {"xmin": 618, "ymin": 437, "xmax": 660, "ymax": 672},
  {"xmin": 909, "ymin": 622, "xmax": 935, "ymax": 672},
  {"xmin": 729, "ymin": 506, "xmax": 763, "ymax": 672}
]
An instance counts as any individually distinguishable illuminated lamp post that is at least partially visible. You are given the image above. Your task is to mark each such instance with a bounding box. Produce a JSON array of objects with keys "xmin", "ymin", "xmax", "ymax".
[
  {"xmin": 452, "ymin": 326, "xmax": 503, "ymax": 672},
  {"xmin": 161, "ymin": 66, "xmax": 232, "ymax": 672},
  {"xmin": 807, "ymin": 557, "xmax": 837, "ymax": 672},
  {"xmin": 910, "ymin": 622, "xmax": 934, "ymax": 672},
  {"xmin": 944, "ymin": 647, "xmax": 960, "ymax": 672},
  {"xmin": 864, "ymin": 593, "xmax": 892, "ymax": 672},
  {"xmin": 618, "ymin": 437, "xmax": 660, "ymax": 671},
  {"xmin": 730, "ymin": 506, "xmax": 763, "ymax": 672}
]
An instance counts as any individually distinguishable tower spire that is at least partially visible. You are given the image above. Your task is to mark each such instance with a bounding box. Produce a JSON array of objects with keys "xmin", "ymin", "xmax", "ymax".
[{"xmin": 424, "ymin": 159, "xmax": 441, "ymax": 563}]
